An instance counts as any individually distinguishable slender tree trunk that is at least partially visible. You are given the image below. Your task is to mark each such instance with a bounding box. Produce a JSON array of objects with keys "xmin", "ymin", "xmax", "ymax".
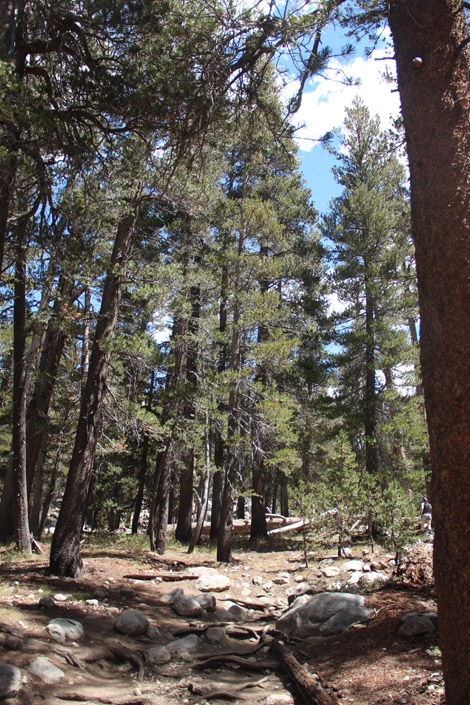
[
  {"xmin": 251, "ymin": 453, "xmax": 267, "ymax": 539},
  {"xmin": 364, "ymin": 280, "xmax": 377, "ymax": 475},
  {"xmin": 12, "ymin": 216, "xmax": 30, "ymax": 552},
  {"xmin": 388, "ymin": 4, "xmax": 470, "ymax": 702},
  {"xmin": 49, "ymin": 206, "xmax": 139, "ymax": 577},
  {"xmin": 132, "ymin": 370, "xmax": 155, "ymax": 534},
  {"xmin": 188, "ymin": 414, "xmax": 212, "ymax": 553}
]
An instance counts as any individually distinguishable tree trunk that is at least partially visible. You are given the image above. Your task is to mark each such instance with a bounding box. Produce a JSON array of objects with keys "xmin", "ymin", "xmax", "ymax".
[
  {"xmin": 188, "ymin": 414, "xmax": 212, "ymax": 553},
  {"xmin": 364, "ymin": 279, "xmax": 378, "ymax": 476},
  {"xmin": 12, "ymin": 215, "xmax": 30, "ymax": 553},
  {"xmin": 49, "ymin": 206, "xmax": 139, "ymax": 577},
  {"xmin": 210, "ymin": 468, "xmax": 223, "ymax": 539},
  {"xmin": 388, "ymin": 4, "xmax": 470, "ymax": 702},
  {"xmin": 132, "ymin": 371, "xmax": 154, "ymax": 535},
  {"xmin": 251, "ymin": 454, "xmax": 267, "ymax": 539}
]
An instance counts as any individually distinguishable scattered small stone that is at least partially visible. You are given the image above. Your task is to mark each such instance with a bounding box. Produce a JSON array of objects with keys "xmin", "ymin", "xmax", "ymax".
[
  {"xmin": 205, "ymin": 626, "xmax": 228, "ymax": 645},
  {"xmin": 252, "ymin": 576, "xmax": 264, "ymax": 586},
  {"xmin": 272, "ymin": 576, "xmax": 290, "ymax": 585},
  {"xmin": 146, "ymin": 646, "xmax": 171, "ymax": 665},
  {"xmin": 53, "ymin": 594, "xmax": 68, "ymax": 602},
  {"xmin": 160, "ymin": 588, "xmax": 184, "ymax": 604},
  {"xmin": 38, "ymin": 596, "xmax": 55, "ymax": 609},
  {"xmin": 168, "ymin": 634, "xmax": 200, "ymax": 655},
  {"xmin": 263, "ymin": 694, "xmax": 294, "ymax": 705},
  {"xmin": 114, "ymin": 610, "xmax": 149, "ymax": 637},
  {"xmin": 93, "ymin": 588, "xmax": 109, "ymax": 600},
  {"xmin": 27, "ymin": 657, "xmax": 64, "ymax": 684},
  {"xmin": 120, "ymin": 588, "xmax": 136, "ymax": 598},
  {"xmin": 146, "ymin": 626, "xmax": 159, "ymax": 640},
  {"xmin": 342, "ymin": 560, "xmax": 364, "ymax": 572},
  {"xmin": 0, "ymin": 663, "xmax": 22, "ymax": 699}
]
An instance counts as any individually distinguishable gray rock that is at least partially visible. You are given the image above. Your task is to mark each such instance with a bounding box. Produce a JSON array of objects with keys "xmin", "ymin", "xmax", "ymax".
[
  {"xmin": 27, "ymin": 657, "xmax": 64, "ymax": 684},
  {"xmin": 205, "ymin": 626, "xmax": 228, "ymax": 645},
  {"xmin": 168, "ymin": 634, "xmax": 200, "ymax": 655},
  {"xmin": 53, "ymin": 593, "xmax": 68, "ymax": 602},
  {"xmin": 114, "ymin": 610, "xmax": 149, "ymax": 636},
  {"xmin": 47, "ymin": 618, "xmax": 84, "ymax": 643},
  {"xmin": 398, "ymin": 613, "xmax": 436, "ymax": 638},
  {"xmin": 146, "ymin": 646, "xmax": 171, "ymax": 665},
  {"xmin": 160, "ymin": 588, "xmax": 184, "ymax": 604},
  {"xmin": 210, "ymin": 608, "xmax": 233, "ymax": 621},
  {"xmin": 120, "ymin": 587, "xmax": 136, "ymax": 598},
  {"xmin": 252, "ymin": 576, "xmax": 264, "ymax": 586},
  {"xmin": 173, "ymin": 595, "xmax": 204, "ymax": 617},
  {"xmin": 227, "ymin": 604, "xmax": 246, "ymax": 621},
  {"xmin": 277, "ymin": 592, "xmax": 369, "ymax": 639},
  {"xmin": 191, "ymin": 566, "xmax": 219, "ymax": 576},
  {"xmin": 146, "ymin": 626, "xmax": 159, "ymax": 640},
  {"xmin": 359, "ymin": 571, "xmax": 388, "ymax": 590},
  {"xmin": 342, "ymin": 560, "xmax": 364, "ymax": 572},
  {"xmin": 38, "ymin": 596, "xmax": 55, "ymax": 609},
  {"xmin": 0, "ymin": 664, "xmax": 21, "ymax": 700},
  {"xmin": 264, "ymin": 695, "xmax": 295, "ymax": 705},
  {"xmin": 195, "ymin": 593, "xmax": 216, "ymax": 612},
  {"xmin": 195, "ymin": 574, "xmax": 231, "ymax": 592},
  {"xmin": 272, "ymin": 576, "xmax": 290, "ymax": 585},
  {"xmin": 321, "ymin": 566, "xmax": 341, "ymax": 578},
  {"xmin": 93, "ymin": 588, "xmax": 109, "ymax": 600}
]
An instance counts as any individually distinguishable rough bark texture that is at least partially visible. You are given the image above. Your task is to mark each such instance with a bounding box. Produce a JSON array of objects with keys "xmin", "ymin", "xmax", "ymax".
[
  {"xmin": 49, "ymin": 209, "xmax": 138, "ymax": 577},
  {"xmin": 12, "ymin": 221, "xmax": 30, "ymax": 553},
  {"xmin": 388, "ymin": 3, "xmax": 470, "ymax": 702}
]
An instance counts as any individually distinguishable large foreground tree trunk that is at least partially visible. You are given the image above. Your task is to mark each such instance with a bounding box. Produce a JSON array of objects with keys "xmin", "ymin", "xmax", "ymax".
[
  {"xmin": 388, "ymin": 3, "xmax": 470, "ymax": 702},
  {"xmin": 49, "ymin": 206, "xmax": 139, "ymax": 577}
]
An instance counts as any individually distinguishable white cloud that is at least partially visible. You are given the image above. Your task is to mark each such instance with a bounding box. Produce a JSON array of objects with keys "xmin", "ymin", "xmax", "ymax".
[{"xmin": 286, "ymin": 50, "xmax": 401, "ymax": 152}]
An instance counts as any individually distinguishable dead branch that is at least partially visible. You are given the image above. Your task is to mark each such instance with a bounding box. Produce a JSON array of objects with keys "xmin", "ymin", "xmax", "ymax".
[
  {"xmin": 188, "ymin": 675, "xmax": 269, "ymax": 700},
  {"xmin": 269, "ymin": 639, "xmax": 340, "ymax": 705}
]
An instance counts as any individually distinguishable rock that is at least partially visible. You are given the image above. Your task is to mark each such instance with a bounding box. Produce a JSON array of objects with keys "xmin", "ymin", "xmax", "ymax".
[
  {"xmin": 277, "ymin": 592, "xmax": 369, "ymax": 639},
  {"xmin": 168, "ymin": 634, "xmax": 200, "ymax": 655},
  {"xmin": 120, "ymin": 588, "xmax": 136, "ymax": 598},
  {"xmin": 47, "ymin": 618, "xmax": 84, "ymax": 643},
  {"xmin": 262, "ymin": 581, "xmax": 274, "ymax": 592},
  {"xmin": 321, "ymin": 566, "xmax": 341, "ymax": 578},
  {"xmin": 272, "ymin": 576, "xmax": 290, "ymax": 585},
  {"xmin": 53, "ymin": 593, "xmax": 68, "ymax": 602},
  {"xmin": 93, "ymin": 588, "xmax": 109, "ymax": 600},
  {"xmin": 146, "ymin": 646, "xmax": 171, "ymax": 665},
  {"xmin": 264, "ymin": 695, "xmax": 294, "ymax": 705},
  {"xmin": 191, "ymin": 566, "xmax": 219, "ymax": 576},
  {"xmin": 342, "ymin": 547, "xmax": 353, "ymax": 558},
  {"xmin": 347, "ymin": 571, "xmax": 363, "ymax": 586},
  {"xmin": 0, "ymin": 664, "xmax": 22, "ymax": 699},
  {"xmin": 205, "ymin": 626, "xmax": 228, "ymax": 645},
  {"xmin": 173, "ymin": 595, "xmax": 204, "ymax": 617},
  {"xmin": 342, "ymin": 560, "xmax": 364, "ymax": 572},
  {"xmin": 114, "ymin": 610, "xmax": 149, "ymax": 637},
  {"xmin": 227, "ymin": 604, "xmax": 246, "ymax": 621},
  {"xmin": 27, "ymin": 657, "xmax": 64, "ymax": 684},
  {"xmin": 195, "ymin": 574, "xmax": 231, "ymax": 593},
  {"xmin": 252, "ymin": 576, "xmax": 264, "ymax": 586},
  {"xmin": 210, "ymin": 608, "xmax": 233, "ymax": 621},
  {"xmin": 398, "ymin": 613, "xmax": 436, "ymax": 638},
  {"xmin": 160, "ymin": 588, "xmax": 184, "ymax": 604},
  {"xmin": 147, "ymin": 626, "xmax": 159, "ymax": 640},
  {"xmin": 287, "ymin": 583, "xmax": 313, "ymax": 605},
  {"xmin": 359, "ymin": 571, "xmax": 388, "ymax": 590},
  {"xmin": 38, "ymin": 596, "xmax": 55, "ymax": 609},
  {"xmin": 195, "ymin": 594, "xmax": 216, "ymax": 612},
  {"xmin": 85, "ymin": 599, "xmax": 99, "ymax": 607}
]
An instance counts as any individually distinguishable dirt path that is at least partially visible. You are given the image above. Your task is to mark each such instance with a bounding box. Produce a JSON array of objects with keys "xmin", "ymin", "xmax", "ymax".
[{"xmin": 0, "ymin": 537, "xmax": 443, "ymax": 705}]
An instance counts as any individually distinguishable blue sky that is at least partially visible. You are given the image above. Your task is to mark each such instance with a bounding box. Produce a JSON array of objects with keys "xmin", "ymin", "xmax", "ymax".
[{"xmin": 284, "ymin": 28, "xmax": 401, "ymax": 213}]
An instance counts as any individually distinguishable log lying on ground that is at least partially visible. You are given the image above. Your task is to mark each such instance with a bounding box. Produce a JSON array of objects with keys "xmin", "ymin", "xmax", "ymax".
[
  {"xmin": 269, "ymin": 638, "xmax": 340, "ymax": 705},
  {"xmin": 122, "ymin": 572, "xmax": 199, "ymax": 581},
  {"xmin": 192, "ymin": 653, "xmax": 279, "ymax": 672}
]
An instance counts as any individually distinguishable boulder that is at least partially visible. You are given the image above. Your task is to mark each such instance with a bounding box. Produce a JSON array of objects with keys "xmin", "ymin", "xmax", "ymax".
[
  {"xmin": 47, "ymin": 618, "xmax": 84, "ymax": 643},
  {"xmin": 342, "ymin": 560, "xmax": 364, "ymax": 572},
  {"xmin": 173, "ymin": 594, "xmax": 204, "ymax": 617},
  {"xmin": 160, "ymin": 588, "xmax": 184, "ymax": 604},
  {"xmin": 277, "ymin": 592, "xmax": 369, "ymax": 639},
  {"xmin": 27, "ymin": 657, "xmax": 64, "ymax": 684},
  {"xmin": 359, "ymin": 571, "xmax": 388, "ymax": 591},
  {"xmin": 114, "ymin": 610, "xmax": 149, "ymax": 637},
  {"xmin": 0, "ymin": 664, "xmax": 22, "ymax": 700},
  {"xmin": 195, "ymin": 573, "xmax": 231, "ymax": 593},
  {"xmin": 38, "ymin": 596, "xmax": 55, "ymax": 609},
  {"xmin": 168, "ymin": 634, "xmax": 200, "ymax": 655},
  {"xmin": 205, "ymin": 626, "xmax": 228, "ymax": 645}
]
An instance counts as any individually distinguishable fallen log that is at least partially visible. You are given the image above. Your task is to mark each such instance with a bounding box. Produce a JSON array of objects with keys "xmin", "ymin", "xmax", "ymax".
[
  {"xmin": 267, "ymin": 519, "xmax": 309, "ymax": 535},
  {"xmin": 122, "ymin": 572, "xmax": 199, "ymax": 581},
  {"xmin": 269, "ymin": 638, "xmax": 340, "ymax": 705}
]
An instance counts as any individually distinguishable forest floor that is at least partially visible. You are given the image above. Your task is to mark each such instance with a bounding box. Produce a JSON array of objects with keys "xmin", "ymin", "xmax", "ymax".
[{"xmin": 0, "ymin": 532, "xmax": 443, "ymax": 705}]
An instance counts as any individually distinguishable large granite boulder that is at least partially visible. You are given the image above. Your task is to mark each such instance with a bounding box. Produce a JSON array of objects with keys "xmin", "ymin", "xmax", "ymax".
[{"xmin": 277, "ymin": 592, "xmax": 369, "ymax": 638}]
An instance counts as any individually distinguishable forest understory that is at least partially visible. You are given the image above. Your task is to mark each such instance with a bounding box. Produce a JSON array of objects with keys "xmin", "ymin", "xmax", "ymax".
[{"xmin": 0, "ymin": 535, "xmax": 443, "ymax": 705}]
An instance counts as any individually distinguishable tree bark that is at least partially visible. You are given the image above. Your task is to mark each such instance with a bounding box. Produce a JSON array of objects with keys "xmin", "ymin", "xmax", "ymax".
[
  {"xmin": 12, "ymin": 215, "xmax": 31, "ymax": 553},
  {"xmin": 49, "ymin": 206, "xmax": 139, "ymax": 577},
  {"xmin": 388, "ymin": 3, "xmax": 470, "ymax": 702}
]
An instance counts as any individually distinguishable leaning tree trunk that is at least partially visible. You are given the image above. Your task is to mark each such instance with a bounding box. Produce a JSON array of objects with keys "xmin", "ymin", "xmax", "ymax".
[
  {"xmin": 388, "ymin": 3, "xmax": 470, "ymax": 702},
  {"xmin": 49, "ymin": 206, "xmax": 139, "ymax": 577}
]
